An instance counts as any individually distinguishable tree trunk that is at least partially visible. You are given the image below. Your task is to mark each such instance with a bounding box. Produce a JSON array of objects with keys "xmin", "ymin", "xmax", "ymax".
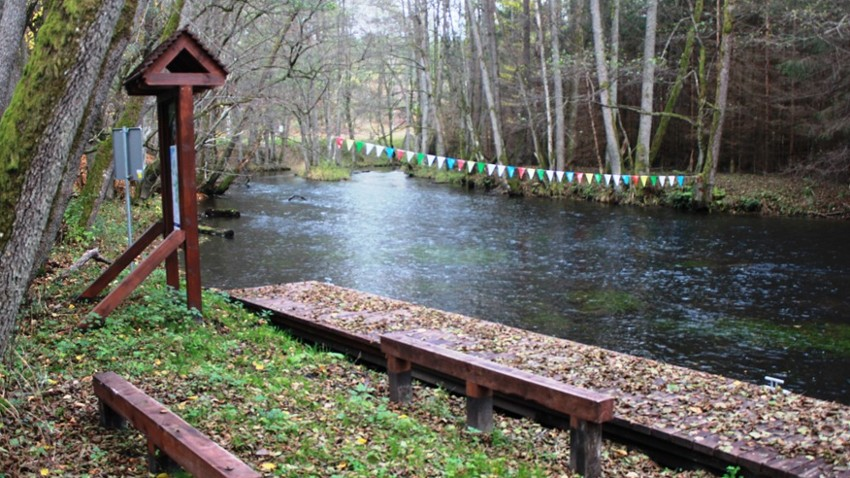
[
  {"xmin": 466, "ymin": 0, "xmax": 505, "ymax": 162},
  {"xmin": 635, "ymin": 0, "xmax": 658, "ymax": 174},
  {"xmin": 550, "ymin": 0, "xmax": 565, "ymax": 171},
  {"xmin": 588, "ymin": 0, "xmax": 621, "ymax": 174},
  {"xmin": 534, "ymin": 0, "xmax": 553, "ymax": 164},
  {"xmin": 0, "ymin": 0, "xmax": 127, "ymax": 357},
  {"xmin": 649, "ymin": 0, "xmax": 704, "ymax": 166},
  {"xmin": 699, "ymin": 0, "xmax": 735, "ymax": 203},
  {"xmin": 565, "ymin": 0, "xmax": 584, "ymax": 168},
  {"xmin": 0, "ymin": 0, "xmax": 27, "ymax": 114}
]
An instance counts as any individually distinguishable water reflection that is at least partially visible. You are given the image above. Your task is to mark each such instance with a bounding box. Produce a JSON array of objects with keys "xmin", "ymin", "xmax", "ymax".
[{"xmin": 200, "ymin": 170, "xmax": 850, "ymax": 403}]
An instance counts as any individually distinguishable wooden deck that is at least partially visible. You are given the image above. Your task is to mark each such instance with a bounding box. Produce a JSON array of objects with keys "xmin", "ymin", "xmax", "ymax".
[{"xmin": 228, "ymin": 281, "xmax": 850, "ymax": 478}]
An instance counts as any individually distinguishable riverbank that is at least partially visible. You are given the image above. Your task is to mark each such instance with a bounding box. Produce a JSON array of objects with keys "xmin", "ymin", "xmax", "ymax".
[
  {"xmin": 404, "ymin": 163, "xmax": 850, "ymax": 219},
  {"xmin": 3, "ymin": 198, "xmax": 721, "ymax": 476}
]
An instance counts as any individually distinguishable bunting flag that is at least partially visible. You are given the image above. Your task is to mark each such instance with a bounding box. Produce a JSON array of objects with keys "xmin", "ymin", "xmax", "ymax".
[{"xmin": 334, "ymin": 135, "xmax": 695, "ymax": 190}]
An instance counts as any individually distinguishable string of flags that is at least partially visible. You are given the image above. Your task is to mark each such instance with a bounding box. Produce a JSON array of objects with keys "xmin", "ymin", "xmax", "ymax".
[{"xmin": 333, "ymin": 136, "xmax": 694, "ymax": 188}]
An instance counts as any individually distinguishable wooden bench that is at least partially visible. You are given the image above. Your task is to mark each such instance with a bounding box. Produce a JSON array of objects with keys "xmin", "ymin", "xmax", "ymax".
[
  {"xmin": 380, "ymin": 333, "xmax": 615, "ymax": 478},
  {"xmin": 93, "ymin": 372, "xmax": 260, "ymax": 478}
]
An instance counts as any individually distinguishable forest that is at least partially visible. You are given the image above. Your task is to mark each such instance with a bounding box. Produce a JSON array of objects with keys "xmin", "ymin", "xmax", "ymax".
[{"xmin": 1, "ymin": 0, "xmax": 850, "ymax": 354}]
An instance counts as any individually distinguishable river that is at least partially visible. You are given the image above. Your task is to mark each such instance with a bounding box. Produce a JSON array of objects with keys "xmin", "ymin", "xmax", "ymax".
[{"xmin": 199, "ymin": 170, "xmax": 850, "ymax": 404}]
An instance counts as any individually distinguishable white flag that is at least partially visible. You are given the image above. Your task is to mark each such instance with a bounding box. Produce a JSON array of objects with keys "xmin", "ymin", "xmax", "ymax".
[
  {"xmin": 375, "ymin": 145, "xmax": 385, "ymax": 157},
  {"xmin": 437, "ymin": 156, "xmax": 446, "ymax": 169},
  {"xmin": 467, "ymin": 161, "xmax": 476, "ymax": 173},
  {"xmin": 427, "ymin": 154, "xmax": 436, "ymax": 166},
  {"xmin": 406, "ymin": 151, "xmax": 415, "ymax": 163},
  {"xmin": 546, "ymin": 170, "xmax": 554, "ymax": 182},
  {"xmin": 365, "ymin": 143, "xmax": 375, "ymax": 156},
  {"xmin": 497, "ymin": 164, "xmax": 506, "ymax": 177},
  {"xmin": 604, "ymin": 174, "xmax": 612, "ymax": 186},
  {"xmin": 487, "ymin": 163, "xmax": 497, "ymax": 176}
]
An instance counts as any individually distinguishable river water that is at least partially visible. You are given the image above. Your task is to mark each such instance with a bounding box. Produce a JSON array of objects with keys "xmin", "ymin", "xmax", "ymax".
[{"xmin": 199, "ymin": 170, "xmax": 850, "ymax": 404}]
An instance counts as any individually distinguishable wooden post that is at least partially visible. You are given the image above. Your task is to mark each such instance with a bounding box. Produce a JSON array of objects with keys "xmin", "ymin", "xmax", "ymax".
[
  {"xmin": 386, "ymin": 355, "xmax": 412, "ymax": 403},
  {"xmin": 147, "ymin": 440, "xmax": 179, "ymax": 474},
  {"xmin": 98, "ymin": 399, "xmax": 126, "ymax": 429},
  {"xmin": 157, "ymin": 95, "xmax": 180, "ymax": 289},
  {"xmin": 569, "ymin": 416, "xmax": 603, "ymax": 478},
  {"xmin": 465, "ymin": 381, "xmax": 494, "ymax": 432},
  {"xmin": 176, "ymin": 85, "xmax": 202, "ymax": 315}
]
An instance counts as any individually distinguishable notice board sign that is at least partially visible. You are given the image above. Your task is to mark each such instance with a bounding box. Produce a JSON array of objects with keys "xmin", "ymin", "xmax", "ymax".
[{"xmin": 113, "ymin": 127, "xmax": 144, "ymax": 180}]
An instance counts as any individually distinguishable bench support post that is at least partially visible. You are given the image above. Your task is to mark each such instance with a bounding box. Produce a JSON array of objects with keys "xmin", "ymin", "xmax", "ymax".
[
  {"xmin": 98, "ymin": 399, "xmax": 126, "ymax": 429},
  {"xmin": 147, "ymin": 441, "xmax": 180, "ymax": 474},
  {"xmin": 465, "ymin": 382, "xmax": 494, "ymax": 432},
  {"xmin": 570, "ymin": 417, "xmax": 603, "ymax": 478},
  {"xmin": 387, "ymin": 356, "xmax": 412, "ymax": 403}
]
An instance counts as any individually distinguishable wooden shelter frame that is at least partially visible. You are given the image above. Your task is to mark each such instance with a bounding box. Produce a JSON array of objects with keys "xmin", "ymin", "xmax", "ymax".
[{"xmin": 80, "ymin": 29, "xmax": 227, "ymax": 319}]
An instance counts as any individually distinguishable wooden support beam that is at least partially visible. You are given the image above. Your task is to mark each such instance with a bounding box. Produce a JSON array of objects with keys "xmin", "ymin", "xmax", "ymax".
[
  {"xmin": 156, "ymin": 95, "xmax": 180, "ymax": 289},
  {"xmin": 79, "ymin": 222, "xmax": 164, "ymax": 300},
  {"xmin": 94, "ymin": 372, "xmax": 259, "ymax": 478},
  {"xmin": 465, "ymin": 382, "xmax": 494, "ymax": 432},
  {"xmin": 386, "ymin": 355, "xmax": 412, "ymax": 403},
  {"xmin": 91, "ymin": 229, "xmax": 185, "ymax": 319},
  {"xmin": 176, "ymin": 85, "xmax": 202, "ymax": 315},
  {"xmin": 570, "ymin": 416, "xmax": 604, "ymax": 478}
]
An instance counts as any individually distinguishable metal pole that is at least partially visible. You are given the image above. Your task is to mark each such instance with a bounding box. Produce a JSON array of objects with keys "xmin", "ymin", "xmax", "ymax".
[{"xmin": 123, "ymin": 127, "xmax": 135, "ymax": 271}]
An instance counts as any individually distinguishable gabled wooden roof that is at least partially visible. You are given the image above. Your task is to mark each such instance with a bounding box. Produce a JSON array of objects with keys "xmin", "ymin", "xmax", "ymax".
[{"xmin": 124, "ymin": 28, "xmax": 228, "ymax": 96}]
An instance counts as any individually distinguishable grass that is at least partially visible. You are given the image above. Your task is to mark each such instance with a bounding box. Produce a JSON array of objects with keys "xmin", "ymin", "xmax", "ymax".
[{"xmin": 304, "ymin": 161, "xmax": 351, "ymax": 181}]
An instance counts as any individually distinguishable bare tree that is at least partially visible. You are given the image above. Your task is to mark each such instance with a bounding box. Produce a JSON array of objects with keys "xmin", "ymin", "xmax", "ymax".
[
  {"xmin": 589, "ymin": 0, "xmax": 621, "ymax": 174},
  {"xmin": 635, "ymin": 0, "xmax": 658, "ymax": 173}
]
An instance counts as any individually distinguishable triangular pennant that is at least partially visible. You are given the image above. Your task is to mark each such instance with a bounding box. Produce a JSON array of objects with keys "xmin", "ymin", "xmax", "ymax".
[
  {"xmin": 556, "ymin": 171, "xmax": 565, "ymax": 182},
  {"xmin": 586, "ymin": 173, "xmax": 594, "ymax": 184},
  {"xmin": 577, "ymin": 172, "xmax": 584, "ymax": 183},
  {"xmin": 546, "ymin": 170, "xmax": 554, "ymax": 182},
  {"xmin": 345, "ymin": 139, "xmax": 354, "ymax": 151},
  {"xmin": 507, "ymin": 166, "xmax": 516, "ymax": 178},
  {"xmin": 677, "ymin": 176, "xmax": 684, "ymax": 187},
  {"xmin": 417, "ymin": 153, "xmax": 425, "ymax": 165},
  {"xmin": 396, "ymin": 149, "xmax": 406, "ymax": 160},
  {"xmin": 427, "ymin": 154, "xmax": 436, "ymax": 166},
  {"xmin": 447, "ymin": 158, "xmax": 456, "ymax": 170},
  {"xmin": 640, "ymin": 175, "xmax": 649, "ymax": 186},
  {"xmin": 365, "ymin": 143, "xmax": 375, "ymax": 156},
  {"xmin": 667, "ymin": 175, "xmax": 675, "ymax": 187},
  {"xmin": 497, "ymin": 164, "xmax": 506, "ymax": 177},
  {"xmin": 457, "ymin": 159, "xmax": 466, "ymax": 171},
  {"xmin": 355, "ymin": 141, "xmax": 364, "ymax": 152},
  {"xmin": 406, "ymin": 151, "xmax": 415, "ymax": 162},
  {"xmin": 437, "ymin": 156, "xmax": 446, "ymax": 168},
  {"xmin": 527, "ymin": 168, "xmax": 536, "ymax": 180},
  {"xmin": 517, "ymin": 167, "xmax": 526, "ymax": 179},
  {"xmin": 658, "ymin": 175, "xmax": 666, "ymax": 187},
  {"xmin": 335, "ymin": 136, "xmax": 344, "ymax": 149},
  {"xmin": 633, "ymin": 175, "xmax": 641, "ymax": 185},
  {"xmin": 604, "ymin": 174, "xmax": 612, "ymax": 186},
  {"xmin": 487, "ymin": 163, "xmax": 497, "ymax": 176},
  {"xmin": 477, "ymin": 162, "xmax": 486, "ymax": 174},
  {"xmin": 650, "ymin": 176, "xmax": 658, "ymax": 186},
  {"xmin": 622, "ymin": 174, "xmax": 631, "ymax": 185},
  {"xmin": 594, "ymin": 173, "xmax": 602, "ymax": 184},
  {"xmin": 613, "ymin": 174, "xmax": 621, "ymax": 185},
  {"xmin": 537, "ymin": 169, "xmax": 545, "ymax": 181},
  {"xmin": 566, "ymin": 172, "xmax": 574, "ymax": 183},
  {"xmin": 467, "ymin": 160, "xmax": 476, "ymax": 173},
  {"xmin": 385, "ymin": 147, "xmax": 395, "ymax": 159}
]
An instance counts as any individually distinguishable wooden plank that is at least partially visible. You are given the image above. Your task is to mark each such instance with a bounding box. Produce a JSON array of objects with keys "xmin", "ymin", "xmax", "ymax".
[
  {"xmin": 91, "ymin": 229, "xmax": 185, "ymax": 319},
  {"xmin": 176, "ymin": 85, "xmax": 202, "ymax": 314},
  {"xmin": 94, "ymin": 372, "xmax": 259, "ymax": 478},
  {"xmin": 79, "ymin": 222, "xmax": 164, "ymax": 300},
  {"xmin": 380, "ymin": 333, "xmax": 614, "ymax": 423}
]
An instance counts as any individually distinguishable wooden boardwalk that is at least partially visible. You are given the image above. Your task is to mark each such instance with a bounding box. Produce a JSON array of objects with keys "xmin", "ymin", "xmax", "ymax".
[{"xmin": 229, "ymin": 281, "xmax": 850, "ymax": 478}]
